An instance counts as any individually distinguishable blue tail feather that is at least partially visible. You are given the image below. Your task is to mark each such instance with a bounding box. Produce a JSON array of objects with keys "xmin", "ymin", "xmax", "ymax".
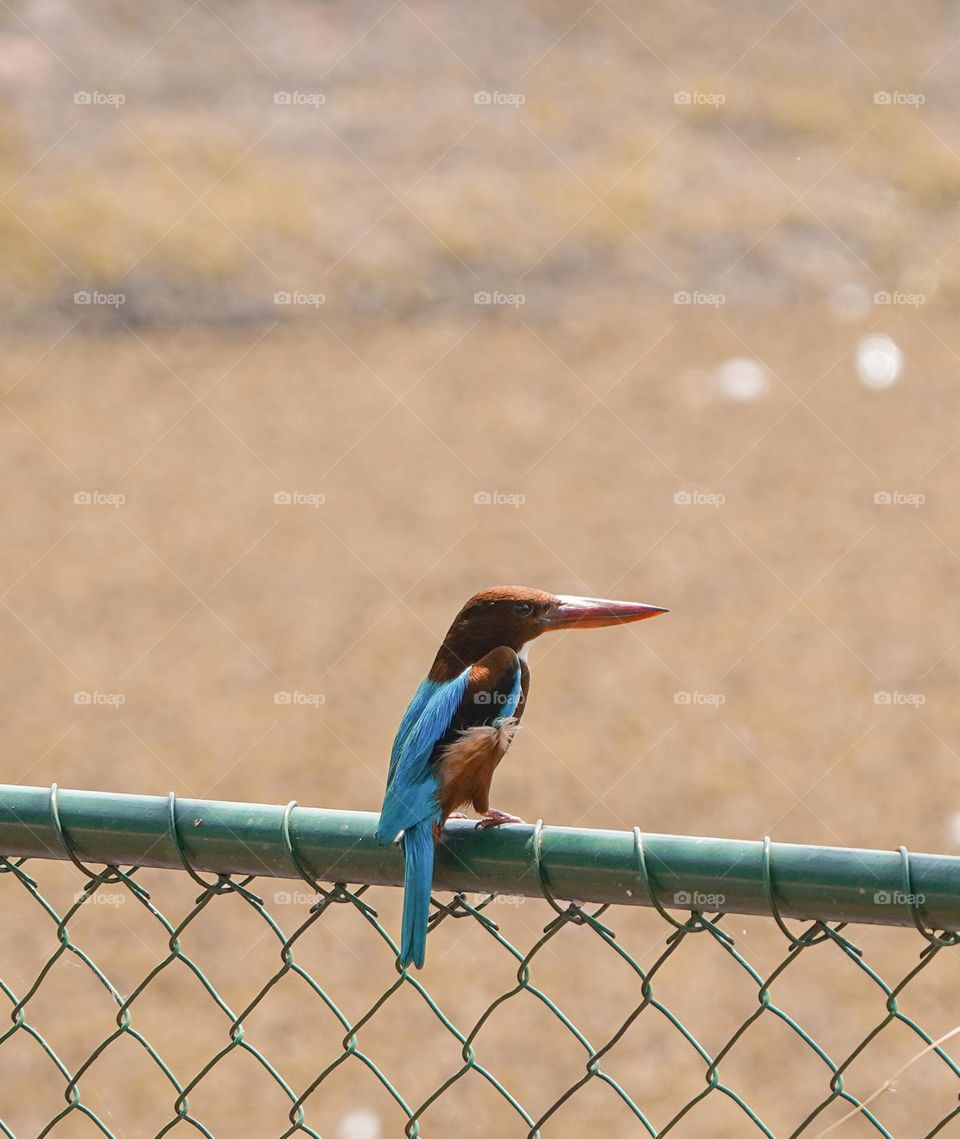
[{"xmin": 399, "ymin": 819, "xmax": 435, "ymax": 968}]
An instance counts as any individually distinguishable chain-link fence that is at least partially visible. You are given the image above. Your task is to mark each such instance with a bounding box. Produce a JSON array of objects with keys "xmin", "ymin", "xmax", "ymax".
[{"xmin": 0, "ymin": 784, "xmax": 959, "ymax": 1138}]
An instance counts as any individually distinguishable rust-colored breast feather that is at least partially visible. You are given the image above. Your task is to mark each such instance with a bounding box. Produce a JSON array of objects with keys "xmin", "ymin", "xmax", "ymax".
[
  {"xmin": 437, "ymin": 718, "xmax": 520, "ymax": 818},
  {"xmin": 431, "ymin": 644, "xmax": 528, "ymax": 824}
]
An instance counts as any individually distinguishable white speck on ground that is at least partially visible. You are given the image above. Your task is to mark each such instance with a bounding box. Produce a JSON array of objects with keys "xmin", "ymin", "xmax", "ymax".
[
  {"xmin": 857, "ymin": 334, "xmax": 903, "ymax": 389},
  {"xmin": 337, "ymin": 1107, "xmax": 382, "ymax": 1139},
  {"xmin": 715, "ymin": 358, "xmax": 770, "ymax": 402}
]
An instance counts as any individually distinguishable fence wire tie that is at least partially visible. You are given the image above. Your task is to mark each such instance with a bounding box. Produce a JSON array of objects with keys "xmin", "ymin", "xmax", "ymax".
[
  {"xmin": 898, "ymin": 844, "xmax": 960, "ymax": 951},
  {"xmin": 281, "ymin": 800, "xmax": 378, "ymax": 919},
  {"xmin": 532, "ymin": 819, "xmax": 615, "ymax": 938},
  {"xmin": 633, "ymin": 825, "xmax": 731, "ymax": 943},
  {"xmin": 49, "ymin": 783, "xmax": 152, "ymax": 904},
  {"xmin": 166, "ymin": 791, "xmax": 261, "ymax": 904},
  {"xmin": 761, "ymin": 835, "xmax": 861, "ymax": 956},
  {"xmin": 48, "ymin": 782, "xmax": 134, "ymax": 896}
]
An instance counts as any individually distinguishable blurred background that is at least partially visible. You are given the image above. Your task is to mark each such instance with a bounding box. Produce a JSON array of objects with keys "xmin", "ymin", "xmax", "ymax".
[{"xmin": 2, "ymin": 0, "xmax": 960, "ymax": 1135}]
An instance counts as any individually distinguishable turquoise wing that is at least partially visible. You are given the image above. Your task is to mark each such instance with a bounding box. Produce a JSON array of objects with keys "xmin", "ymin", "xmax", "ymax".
[{"xmin": 377, "ymin": 668, "xmax": 471, "ymax": 842}]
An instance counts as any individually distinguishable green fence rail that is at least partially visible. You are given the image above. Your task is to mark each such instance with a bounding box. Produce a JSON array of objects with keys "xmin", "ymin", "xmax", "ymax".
[{"xmin": 0, "ymin": 783, "xmax": 959, "ymax": 1137}]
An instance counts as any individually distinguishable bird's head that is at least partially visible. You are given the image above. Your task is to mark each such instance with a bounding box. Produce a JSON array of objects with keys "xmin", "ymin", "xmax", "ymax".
[{"xmin": 430, "ymin": 586, "xmax": 667, "ymax": 677}]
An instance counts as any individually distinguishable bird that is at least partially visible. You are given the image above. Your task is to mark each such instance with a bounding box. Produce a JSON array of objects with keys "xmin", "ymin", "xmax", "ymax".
[{"xmin": 376, "ymin": 585, "xmax": 667, "ymax": 968}]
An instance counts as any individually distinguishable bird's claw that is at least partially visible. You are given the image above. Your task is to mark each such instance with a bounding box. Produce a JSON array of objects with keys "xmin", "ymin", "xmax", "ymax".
[{"xmin": 476, "ymin": 808, "xmax": 524, "ymax": 830}]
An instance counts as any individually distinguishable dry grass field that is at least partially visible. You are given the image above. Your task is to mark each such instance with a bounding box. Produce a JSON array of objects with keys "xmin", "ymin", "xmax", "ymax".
[{"xmin": 1, "ymin": 1, "xmax": 960, "ymax": 1136}]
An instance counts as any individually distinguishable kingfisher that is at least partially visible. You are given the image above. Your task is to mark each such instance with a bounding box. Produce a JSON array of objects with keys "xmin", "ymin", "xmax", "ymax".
[{"xmin": 376, "ymin": 585, "xmax": 667, "ymax": 968}]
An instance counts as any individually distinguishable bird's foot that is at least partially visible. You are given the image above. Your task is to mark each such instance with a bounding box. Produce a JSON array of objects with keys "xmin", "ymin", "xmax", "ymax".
[
  {"xmin": 446, "ymin": 812, "xmax": 468, "ymax": 820},
  {"xmin": 476, "ymin": 808, "xmax": 524, "ymax": 829}
]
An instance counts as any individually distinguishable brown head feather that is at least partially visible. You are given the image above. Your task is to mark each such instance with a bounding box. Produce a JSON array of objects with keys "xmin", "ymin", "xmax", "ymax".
[{"xmin": 428, "ymin": 586, "xmax": 556, "ymax": 680}]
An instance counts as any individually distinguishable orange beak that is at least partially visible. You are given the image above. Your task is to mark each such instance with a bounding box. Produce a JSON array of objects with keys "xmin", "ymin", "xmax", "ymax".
[{"xmin": 545, "ymin": 595, "xmax": 668, "ymax": 630}]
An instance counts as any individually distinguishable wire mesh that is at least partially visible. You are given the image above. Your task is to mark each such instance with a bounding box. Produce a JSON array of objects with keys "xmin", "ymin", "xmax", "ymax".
[{"xmin": 0, "ymin": 792, "xmax": 959, "ymax": 1138}]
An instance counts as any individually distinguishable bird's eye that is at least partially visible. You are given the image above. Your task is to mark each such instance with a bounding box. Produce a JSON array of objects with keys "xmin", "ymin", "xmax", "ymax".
[{"xmin": 512, "ymin": 601, "xmax": 533, "ymax": 616}]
